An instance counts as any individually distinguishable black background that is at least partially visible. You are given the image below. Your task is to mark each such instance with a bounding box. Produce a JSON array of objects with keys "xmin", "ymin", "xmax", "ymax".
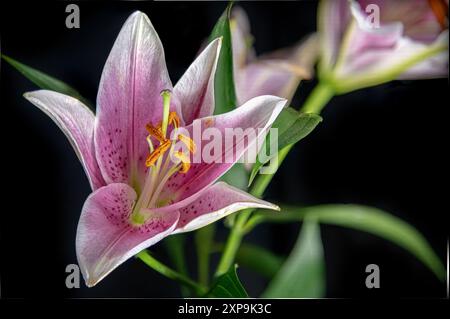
[{"xmin": 0, "ymin": 1, "xmax": 448, "ymax": 299}]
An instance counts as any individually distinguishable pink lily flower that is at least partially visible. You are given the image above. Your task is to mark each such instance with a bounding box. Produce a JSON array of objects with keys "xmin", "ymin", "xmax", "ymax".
[
  {"xmin": 319, "ymin": 0, "xmax": 449, "ymax": 93},
  {"xmin": 231, "ymin": 7, "xmax": 319, "ymax": 104},
  {"xmin": 24, "ymin": 11, "xmax": 285, "ymax": 286}
]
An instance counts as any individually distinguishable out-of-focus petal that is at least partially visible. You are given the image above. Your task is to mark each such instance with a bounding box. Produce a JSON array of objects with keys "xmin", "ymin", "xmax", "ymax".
[
  {"xmin": 398, "ymin": 31, "xmax": 449, "ymax": 79},
  {"xmin": 357, "ymin": 0, "xmax": 446, "ymax": 42},
  {"xmin": 332, "ymin": 2, "xmax": 448, "ymax": 89},
  {"xmin": 231, "ymin": 6, "xmax": 255, "ymax": 74},
  {"xmin": 236, "ymin": 34, "xmax": 319, "ymax": 104},
  {"xmin": 318, "ymin": 0, "xmax": 352, "ymax": 72}
]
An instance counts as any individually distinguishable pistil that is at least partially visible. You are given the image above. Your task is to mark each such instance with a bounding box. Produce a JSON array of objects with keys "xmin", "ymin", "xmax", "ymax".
[
  {"xmin": 130, "ymin": 91, "xmax": 197, "ymax": 225},
  {"xmin": 160, "ymin": 89, "xmax": 172, "ymax": 137}
]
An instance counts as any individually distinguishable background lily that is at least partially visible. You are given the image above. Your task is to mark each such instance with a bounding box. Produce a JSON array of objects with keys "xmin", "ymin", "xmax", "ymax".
[
  {"xmin": 24, "ymin": 11, "xmax": 285, "ymax": 287},
  {"xmin": 318, "ymin": 0, "xmax": 449, "ymax": 94},
  {"xmin": 231, "ymin": 6, "xmax": 319, "ymax": 104}
]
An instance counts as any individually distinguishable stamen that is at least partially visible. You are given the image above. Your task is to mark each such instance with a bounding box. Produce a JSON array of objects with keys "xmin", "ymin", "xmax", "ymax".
[
  {"xmin": 173, "ymin": 151, "xmax": 191, "ymax": 174},
  {"xmin": 145, "ymin": 123, "xmax": 166, "ymax": 142},
  {"xmin": 146, "ymin": 135, "xmax": 154, "ymax": 153},
  {"xmin": 168, "ymin": 111, "xmax": 180, "ymax": 128},
  {"xmin": 147, "ymin": 163, "xmax": 182, "ymax": 208},
  {"xmin": 145, "ymin": 139, "xmax": 171, "ymax": 167},
  {"xmin": 428, "ymin": 0, "xmax": 449, "ymax": 29},
  {"xmin": 177, "ymin": 134, "xmax": 197, "ymax": 154},
  {"xmin": 137, "ymin": 108, "xmax": 194, "ymax": 220}
]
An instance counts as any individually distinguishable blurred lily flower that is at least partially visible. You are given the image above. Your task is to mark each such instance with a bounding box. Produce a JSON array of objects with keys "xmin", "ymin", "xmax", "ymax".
[
  {"xmin": 318, "ymin": 0, "xmax": 449, "ymax": 93},
  {"xmin": 231, "ymin": 7, "xmax": 319, "ymax": 104},
  {"xmin": 24, "ymin": 11, "xmax": 285, "ymax": 286}
]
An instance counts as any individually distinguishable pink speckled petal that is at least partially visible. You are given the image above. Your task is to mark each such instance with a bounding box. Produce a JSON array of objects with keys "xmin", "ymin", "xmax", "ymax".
[
  {"xmin": 172, "ymin": 182, "xmax": 279, "ymax": 234},
  {"xmin": 157, "ymin": 95, "xmax": 286, "ymax": 207},
  {"xmin": 174, "ymin": 38, "xmax": 222, "ymax": 125},
  {"xmin": 95, "ymin": 11, "xmax": 177, "ymax": 188},
  {"xmin": 76, "ymin": 183, "xmax": 179, "ymax": 287},
  {"xmin": 24, "ymin": 90, "xmax": 105, "ymax": 190}
]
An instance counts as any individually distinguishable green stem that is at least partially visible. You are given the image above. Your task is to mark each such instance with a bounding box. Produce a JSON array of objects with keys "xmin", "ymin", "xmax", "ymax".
[
  {"xmin": 300, "ymin": 82, "xmax": 334, "ymax": 114},
  {"xmin": 214, "ymin": 82, "xmax": 335, "ymax": 277},
  {"xmin": 250, "ymin": 145, "xmax": 293, "ymax": 198},
  {"xmin": 136, "ymin": 250, "xmax": 207, "ymax": 296},
  {"xmin": 195, "ymin": 224, "xmax": 215, "ymax": 286},
  {"xmin": 214, "ymin": 209, "xmax": 249, "ymax": 277},
  {"xmin": 164, "ymin": 235, "xmax": 191, "ymax": 297}
]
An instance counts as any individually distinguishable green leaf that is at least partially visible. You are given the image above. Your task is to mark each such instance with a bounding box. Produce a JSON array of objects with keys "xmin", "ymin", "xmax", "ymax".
[
  {"xmin": 209, "ymin": 3, "xmax": 245, "ymax": 191},
  {"xmin": 235, "ymin": 243, "xmax": 284, "ymax": 278},
  {"xmin": 254, "ymin": 204, "xmax": 446, "ymax": 281},
  {"xmin": 249, "ymin": 108, "xmax": 322, "ymax": 185},
  {"xmin": 263, "ymin": 220, "xmax": 326, "ymax": 297},
  {"xmin": 207, "ymin": 265, "xmax": 248, "ymax": 298},
  {"xmin": 2, "ymin": 54, "xmax": 92, "ymax": 107},
  {"xmin": 208, "ymin": 2, "xmax": 236, "ymax": 115}
]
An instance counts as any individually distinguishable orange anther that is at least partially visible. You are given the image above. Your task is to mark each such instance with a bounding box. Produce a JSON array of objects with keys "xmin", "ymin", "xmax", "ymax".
[
  {"xmin": 177, "ymin": 134, "xmax": 197, "ymax": 154},
  {"xmin": 145, "ymin": 123, "xmax": 166, "ymax": 143},
  {"xmin": 145, "ymin": 139, "xmax": 172, "ymax": 167},
  {"xmin": 173, "ymin": 151, "xmax": 191, "ymax": 174},
  {"xmin": 428, "ymin": 0, "xmax": 449, "ymax": 30},
  {"xmin": 168, "ymin": 111, "xmax": 181, "ymax": 128}
]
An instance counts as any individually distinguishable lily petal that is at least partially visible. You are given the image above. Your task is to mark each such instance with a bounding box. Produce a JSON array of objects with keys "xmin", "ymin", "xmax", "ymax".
[
  {"xmin": 334, "ymin": 3, "xmax": 404, "ymax": 77},
  {"xmin": 172, "ymin": 182, "xmax": 279, "ymax": 234},
  {"xmin": 231, "ymin": 6, "xmax": 255, "ymax": 74},
  {"xmin": 158, "ymin": 95, "xmax": 286, "ymax": 206},
  {"xmin": 318, "ymin": 0, "xmax": 352, "ymax": 72},
  {"xmin": 236, "ymin": 34, "xmax": 319, "ymax": 104},
  {"xmin": 95, "ymin": 11, "xmax": 177, "ymax": 188},
  {"xmin": 334, "ymin": 2, "xmax": 448, "ymax": 87},
  {"xmin": 174, "ymin": 38, "xmax": 222, "ymax": 125},
  {"xmin": 357, "ymin": 0, "xmax": 445, "ymax": 42},
  {"xmin": 24, "ymin": 90, "xmax": 105, "ymax": 190},
  {"xmin": 76, "ymin": 183, "xmax": 179, "ymax": 287},
  {"xmin": 398, "ymin": 31, "xmax": 449, "ymax": 79}
]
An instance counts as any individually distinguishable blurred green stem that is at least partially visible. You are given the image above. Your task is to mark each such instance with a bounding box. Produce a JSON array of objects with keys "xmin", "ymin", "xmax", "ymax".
[
  {"xmin": 300, "ymin": 82, "xmax": 334, "ymax": 114},
  {"xmin": 164, "ymin": 235, "xmax": 191, "ymax": 297},
  {"xmin": 137, "ymin": 250, "xmax": 207, "ymax": 296},
  {"xmin": 215, "ymin": 82, "xmax": 335, "ymax": 277},
  {"xmin": 195, "ymin": 224, "xmax": 215, "ymax": 286}
]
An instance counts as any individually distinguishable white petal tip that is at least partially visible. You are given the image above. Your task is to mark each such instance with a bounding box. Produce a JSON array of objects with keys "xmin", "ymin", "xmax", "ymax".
[{"xmin": 86, "ymin": 279, "xmax": 97, "ymax": 288}]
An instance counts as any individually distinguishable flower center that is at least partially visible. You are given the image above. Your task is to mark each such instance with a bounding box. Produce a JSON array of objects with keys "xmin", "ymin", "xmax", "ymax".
[{"xmin": 130, "ymin": 90, "xmax": 196, "ymax": 225}]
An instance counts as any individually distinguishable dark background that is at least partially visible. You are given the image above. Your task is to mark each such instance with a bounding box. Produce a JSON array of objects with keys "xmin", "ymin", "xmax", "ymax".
[{"xmin": 0, "ymin": 1, "xmax": 448, "ymax": 299}]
